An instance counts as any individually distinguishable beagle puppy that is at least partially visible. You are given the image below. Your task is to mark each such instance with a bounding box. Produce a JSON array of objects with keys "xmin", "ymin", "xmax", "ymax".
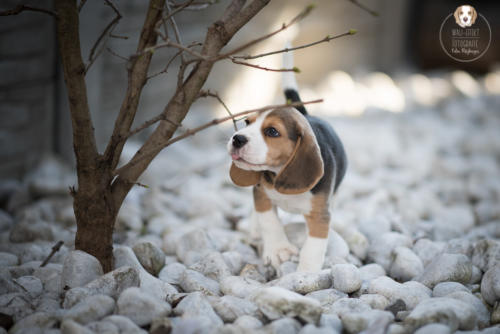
[
  {"xmin": 227, "ymin": 50, "xmax": 347, "ymax": 272},
  {"xmin": 454, "ymin": 5, "xmax": 477, "ymax": 28}
]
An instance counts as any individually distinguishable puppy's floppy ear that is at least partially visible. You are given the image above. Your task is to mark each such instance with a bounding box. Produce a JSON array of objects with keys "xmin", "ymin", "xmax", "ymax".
[
  {"xmin": 275, "ymin": 123, "xmax": 324, "ymax": 195},
  {"xmin": 454, "ymin": 6, "xmax": 461, "ymax": 24},
  {"xmin": 230, "ymin": 163, "xmax": 261, "ymax": 187},
  {"xmin": 471, "ymin": 6, "xmax": 477, "ymax": 24}
]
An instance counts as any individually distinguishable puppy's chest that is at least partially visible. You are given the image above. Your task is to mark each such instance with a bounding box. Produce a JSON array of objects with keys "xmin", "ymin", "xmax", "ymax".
[{"xmin": 263, "ymin": 187, "xmax": 313, "ymax": 214}]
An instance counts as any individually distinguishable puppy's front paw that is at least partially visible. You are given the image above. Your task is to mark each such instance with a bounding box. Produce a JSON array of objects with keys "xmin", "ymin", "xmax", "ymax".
[{"xmin": 262, "ymin": 242, "xmax": 298, "ymax": 269}]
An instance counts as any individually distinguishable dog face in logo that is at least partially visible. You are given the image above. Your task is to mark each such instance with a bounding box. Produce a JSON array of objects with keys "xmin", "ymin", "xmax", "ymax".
[{"xmin": 454, "ymin": 5, "xmax": 477, "ymax": 28}]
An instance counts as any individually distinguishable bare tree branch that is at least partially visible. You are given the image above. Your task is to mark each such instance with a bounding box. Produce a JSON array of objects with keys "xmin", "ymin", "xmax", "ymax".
[
  {"xmin": 215, "ymin": 4, "xmax": 314, "ymax": 60},
  {"xmin": 106, "ymin": 47, "xmax": 129, "ymax": 61},
  {"xmin": 113, "ymin": 99, "xmax": 323, "ymax": 176},
  {"xmin": 104, "ymin": 0, "xmax": 166, "ymax": 170},
  {"xmin": 198, "ymin": 90, "xmax": 237, "ymax": 130},
  {"xmin": 233, "ymin": 30, "xmax": 357, "ymax": 60},
  {"xmin": 230, "ymin": 56, "xmax": 299, "ymax": 72},
  {"xmin": 54, "ymin": 0, "xmax": 99, "ymax": 188},
  {"xmin": 139, "ymin": 40, "xmax": 207, "ymax": 60},
  {"xmin": 347, "ymin": 0, "xmax": 379, "ymax": 17},
  {"xmin": 86, "ymin": 0, "xmax": 122, "ymax": 74},
  {"xmin": 0, "ymin": 4, "xmax": 56, "ymax": 17}
]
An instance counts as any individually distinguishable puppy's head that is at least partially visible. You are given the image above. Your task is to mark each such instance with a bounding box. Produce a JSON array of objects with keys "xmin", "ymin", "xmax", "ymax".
[
  {"xmin": 454, "ymin": 5, "xmax": 477, "ymax": 27},
  {"xmin": 227, "ymin": 108, "xmax": 324, "ymax": 194}
]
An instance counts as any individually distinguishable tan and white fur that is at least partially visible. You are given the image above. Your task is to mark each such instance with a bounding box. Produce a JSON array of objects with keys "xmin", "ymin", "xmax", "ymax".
[
  {"xmin": 227, "ymin": 47, "xmax": 347, "ymax": 272},
  {"xmin": 454, "ymin": 5, "xmax": 478, "ymax": 28}
]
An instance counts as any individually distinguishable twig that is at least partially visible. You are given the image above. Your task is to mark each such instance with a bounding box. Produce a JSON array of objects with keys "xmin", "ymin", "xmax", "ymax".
[
  {"xmin": 0, "ymin": 4, "xmax": 56, "ymax": 17},
  {"xmin": 124, "ymin": 114, "xmax": 180, "ymax": 140},
  {"xmin": 347, "ymin": 0, "xmax": 379, "ymax": 17},
  {"xmin": 86, "ymin": 0, "xmax": 122, "ymax": 74},
  {"xmin": 109, "ymin": 33, "xmax": 129, "ymax": 40},
  {"xmin": 140, "ymin": 40, "xmax": 207, "ymax": 60},
  {"xmin": 40, "ymin": 241, "xmax": 64, "ymax": 267},
  {"xmin": 215, "ymin": 4, "xmax": 315, "ymax": 60},
  {"xmin": 233, "ymin": 30, "xmax": 357, "ymax": 60},
  {"xmin": 147, "ymin": 49, "xmax": 183, "ymax": 79},
  {"xmin": 169, "ymin": 0, "xmax": 217, "ymax": 11},
  {"xmin": 165, "ymin": 1, "xmax": 186, "ymax": 62},
  {"xmin": 198, "ymin": 90, "xmax": 237, "ymax": 130},
  {"xmin": 113, "ymin": 99, "xmax": 323, "ymax": 177},
  {"xmin": 106, "ymin": 47, "xmax": 129, "ymax": 61},
  {"xmin": 230, "ymin": 57, "xmax": 300, "ymax": 73}
]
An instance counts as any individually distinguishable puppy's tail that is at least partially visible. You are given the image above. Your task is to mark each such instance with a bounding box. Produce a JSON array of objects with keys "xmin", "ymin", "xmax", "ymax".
[{"xmin": 282, "ymin": 42, "xmax": 307, "ymax": 115}]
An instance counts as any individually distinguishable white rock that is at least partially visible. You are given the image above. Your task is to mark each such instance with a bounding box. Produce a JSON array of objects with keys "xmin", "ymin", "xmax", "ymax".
[
  {"xmin": 13, "ymin": 276, "xmax": 43, "ymax": 298},
  {"xmin": 0, "ymin": 292, "xmax": 34, "ymax": 322},
  {"xmin": 319, "ymin": 313, "xmax": 342, "ymax": 332},
  {"xmin": 61, "ymin": 319, "xmax": 93, "ymax": 334},
  {"xmin": 445, "ymin": 238, "xmax": 472, "ymax": 257},
  {"xmin": 102, "ymin": 315, "xmax": 147, "ymax": 334},
  {"xmin": 414, "ymin": 323, "xmax": 451, "ymax": 334},
  {"xmin": 472, "ymin": 239, "xmax": 500, "ymax": 272},
  {"xmin": 433, "ymin": 206, "xmax": 475, "ymax": 240},
  {"xmin": 269, "ymin": 270, "xmax": 332, "ymax": 294},
  {"xmin": 113, "ymin": 246, "xmax": 177, "ymax": 302},
  {"xmin": 359, "ymin": 263, "xmax": 386, "ymax": 282},
  {"xmin": 36, "ymin": 297, "xmax": 61, "ymax": 314},
  {"xmin": 336, "ymin": 227, "xmax": 369, "ymax": 260},
  {"xmin": 211, "ymin": 295, "xmax": 260, "ymax": 322},
  {"xmin": 158, "ymin": 262, "xmax": 186, "ymax": 285},
  {"xmin": 26, "ymin": 156, "xmax": 76, "ymax": 197},
  {"xmin": 470, "ymin": 265, "xmax": 482, "ymax": 284},
  {"xmin": 263, "ymin": 317, "xmax": 302, "ymax": 333},
  {"xmin": 251, "ymin": 287, "xmax": 322, "ymax": 324},
  {"xmin": 331, "ymin": 264, "xmax": 361, "ymax": 293},
  {"xmin": 173, "ymin": 291, "xmax": 223, "ymax": 327},
  {"xmin": 342, "ymin": 309, "xmax": 394, "ymax": 334},
  {"xmin": 86, "ymin": 320, "xmax": 119, "ymax": 333},
  {"xmin": 233, "ymin": 315, "xmax": 263, "ymax": 329},
  {"xmin": 64, "ymin": 294, "xmax": 115, "ymax": 325},
  {"xmin": 432, "ymin": 282, "xmax": 469, "ymax": 297},
  {"xmin": 61, "ymin": 251, "xmax": 103, "ymax": 290},
  {"xmin": 326, "ymin": 297, "xmax": 371, "ymax": 318},
  {"xmin": 0, "ymin": 209, "xmax": 14, "ymax": 232},
  {"xmin": 368, "ymin": 276, "xmax": 431, "ymax": 310},
  {"xmin": 447, "ymin": 290, "xmax": 490, "ymax": 328},
  {"xmin": 8, "ymin": 312, "xmax": 58, "ymax": 334},
  {"xmin": 175, "ymin": 229, "xmax": 217, "ymax": 263},
  {"xmin": 63, "ymin": 266, "xmax": 140, "ymax": 309},
  {"xmin": 326, "ymin": 230, "xmax": 349, "ymax": 259},
  {"xmin": 413, "ymin": 238, "xmax": 446, "ymax": 267},
  {"xmin": 132, "ymin": 241, "xmax": 166, "ymax": 276},
  {"xmin": 33, "ymin": 264, "xmax": 63, "ymax": 295},
  {"xmin": 389, "ymin": 247, "xmax": 424, "ymax": 282},
  {"xmin": 358, "ymin": 216, "xmax": 391, "ymax": 242},
  {"xmin": 9, "ymin": 221, "xmax": 54, "ymax": 243},
  {"xmin": 416, "ymin": 253, "xmax": 472, "ymax": 288},
  {"xmin": 367, "ymin": 232, "xmax": 412, "ymax": 270},
  {"xmin": 189, "ymin": 251, "xmax": 232, "ymax": 282},
  {"xmin": 405, "ymin": 297, "xmax": 477, "ymax": 331},
  {"xmin": 239, "ymin": 264, "xmax": 266, "ymax": 283},
  {"xmin": 359, "ymin": 294, "xmax": 390, "ymax": 310},
  {"xmin": 305, "ymin": 289, "xmax": 348, "ymax": 307},
  {"xmin": 481, "ymin": 265, "xmax": 500, "ymax": 306},
  {"xmin": 220, "ymin": 276, "xmax": 262, "ymax": 299},
  {"xmin": 222, "ymin": 251, "xmax": 244, "ymax": 275},
  {"xmin": 180, "ymin": 269, "xmax": 220, "ymax": 296},
  {"xmin": 170, "ymin": 316, "xmax": 215, "ymax": 334},
  {"xmin": 300, "ymin": 324, "xmax": 334, "ymax": 334},
  {"xmin": 117, "ymin": 287, "xmax": 171, "ymax": 327},
  {"xmin": 0, "ymin": 252, "xmax": 18, "ymax": 267}
]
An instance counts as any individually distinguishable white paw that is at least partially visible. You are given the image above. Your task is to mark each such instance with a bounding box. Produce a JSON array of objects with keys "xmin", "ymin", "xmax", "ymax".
[{"xmin": 262, "ymin": 242, "xmax": 299, "ymax": 269}]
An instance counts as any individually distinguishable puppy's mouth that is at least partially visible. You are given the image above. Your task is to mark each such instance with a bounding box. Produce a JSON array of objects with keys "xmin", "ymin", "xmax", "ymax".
[{"xmin": 230, "ymin": 151, "xmax": 262, "ymax": 167}]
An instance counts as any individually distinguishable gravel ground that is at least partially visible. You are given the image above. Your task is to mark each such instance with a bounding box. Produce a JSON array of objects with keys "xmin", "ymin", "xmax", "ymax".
[{"xmin": 0, "ymin": 70, "xmax": 499, "ymax": 333}]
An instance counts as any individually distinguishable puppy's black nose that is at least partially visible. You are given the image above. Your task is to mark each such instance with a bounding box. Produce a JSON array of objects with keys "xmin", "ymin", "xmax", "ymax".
[{"xmin": 232, "ymin": 134, "xmax": 248, "ymax": 148}]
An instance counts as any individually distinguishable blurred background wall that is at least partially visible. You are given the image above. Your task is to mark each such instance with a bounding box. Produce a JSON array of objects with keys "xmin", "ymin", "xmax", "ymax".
[{"xmin": 0, "ymin": 0, "xmax": 499, "ymax": 179}]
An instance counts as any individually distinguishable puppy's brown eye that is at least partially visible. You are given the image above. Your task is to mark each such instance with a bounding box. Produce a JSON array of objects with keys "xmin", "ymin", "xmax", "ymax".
[
  {"xmin": 460, "ymin": 11, "xmax": 463, "ymax": 14},
  {"xmin": 264, "ymin": 127, "xmax": 280, "ymax": 137}
]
